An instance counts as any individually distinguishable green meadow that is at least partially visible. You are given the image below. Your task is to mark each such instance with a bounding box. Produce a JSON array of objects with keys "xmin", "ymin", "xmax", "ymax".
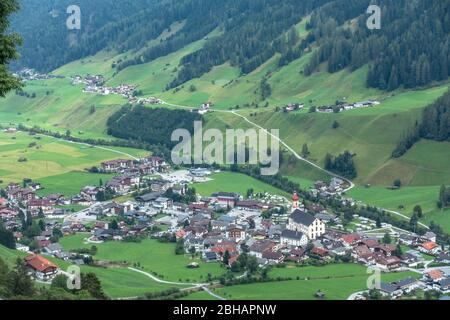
[
  {"xmin": 59, "ymin": 234, "xmax": 226, "ymax": 283},
  {"xmin": 348, "ymin": 184, "xmax": 450, "ymax": 233},
  {"xmin": 193, "ymin": 171, "xmax": 289, "ymax": 197},
  {"xmin": 0, "ymin": 244, "xmax": 186, "ymax": 298},
  {"xmin": 215, "ymin": 264, "xmax": 420, "ymax": 300},
  {"xmin": 0, "ymin": 131, "xmax": 144, "ymax": 196}
]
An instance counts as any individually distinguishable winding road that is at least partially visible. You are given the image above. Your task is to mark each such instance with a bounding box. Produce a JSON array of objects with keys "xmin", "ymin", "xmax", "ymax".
[{"xmin": 163, "ymin": 99, "xmax": 428, "ymax": 229}]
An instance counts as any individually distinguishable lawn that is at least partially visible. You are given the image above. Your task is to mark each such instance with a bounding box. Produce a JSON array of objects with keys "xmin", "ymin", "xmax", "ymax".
[
  {"xmin": 215, "ymin": 264, "xmax": 420, "ymax": 300},
  {"xmin": 36, "ymin": 172, "xmax": 115, "ymax": 197},
  {"xmin": 193, "ymin": 171, "xmax": 289, "ymax": 197},
  {"xmin": 59, "ymin": 234, "xmax": 226, "ymax": 282}
]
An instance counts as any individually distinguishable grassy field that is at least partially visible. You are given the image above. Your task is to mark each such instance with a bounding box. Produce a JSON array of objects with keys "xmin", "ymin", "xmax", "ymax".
[
  {"xmin": 0, "ymin": 131, "xmax": 145, "ymax": 196},
  {"xmin": 0, "ymin": 244, "xmax": 26, "ymax": 267},
  {"xmin": 193, "ymin": 171, "xmax": 289, "ymax": 197},
  {"xmin": 0, "ymin": 243, "xmax": 187, "ymax": 298},
  {"xmin": 59, "ymin": 233, "xmax": 226, "ymax": 282},
  {"xmin": 49, "ymin": 255, "xmax": 184, "ymax": 298},
  {"xmin": 215, "ymin": 264, "xmax": 420, "ymax": 300},
  {"xmin": 35, "ymin": 172, "xmax": 115, "ymax": 197},
  {"xmin": 204, "ymin": 75, "xmax": 444, "ymax": 188},
  {"xmin": 348, "ymin": 184, "xmax": 450, "ymax": 233}
]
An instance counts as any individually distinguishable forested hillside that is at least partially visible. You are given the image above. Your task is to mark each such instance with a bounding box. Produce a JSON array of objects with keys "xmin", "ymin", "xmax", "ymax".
[
  {"xmin": 11, "ymin": 0, "xmax": 450, "ymax": 94},
  {"xmin": 306, "ymin": 0, "xmax": 450, "ymax": 90},
  {"xmin": 10, "ymin": 0, "xmax": 157, "ymax": 71},
  {"xmin": 106, "ymin": 106, "xmax": 201, "ymax": 148}
]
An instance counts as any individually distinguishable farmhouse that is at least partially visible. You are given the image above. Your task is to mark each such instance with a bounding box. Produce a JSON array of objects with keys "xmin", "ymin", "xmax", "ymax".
[
  {"xmin": 420, "ymin": 242, "xmax": 439, "ymax": 254},
  {"xmin": 24, "ymin": 254, "xmax": 58, "ymax": 280},
  {"xmin": 248, "ymin": 240, "xmax": 277, "ymax": 259}
]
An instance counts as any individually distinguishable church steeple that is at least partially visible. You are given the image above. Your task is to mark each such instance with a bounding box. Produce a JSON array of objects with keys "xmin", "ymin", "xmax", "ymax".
[{"xmin": 292, "ymin": 192, "xmax": 299, "ymax": 210}]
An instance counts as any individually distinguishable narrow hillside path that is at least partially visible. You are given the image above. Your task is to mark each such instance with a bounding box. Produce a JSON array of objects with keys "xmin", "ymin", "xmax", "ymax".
[
  {"xmin": 127, "ymin": 267, "xmax": 227, "ymax": 300},
  {"xmin": 127, "ymin": 267, "xmax": 206, "ymax": 286},
  {"xmin": 201, "ymin": 286, "xmax": 226, "ymax": 300},
  {"xmin": 48, "ymin": 136, "xmax": 140, "ymax": 160}
]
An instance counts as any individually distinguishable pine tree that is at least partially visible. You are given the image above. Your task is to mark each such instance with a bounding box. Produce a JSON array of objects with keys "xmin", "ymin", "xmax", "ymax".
[
  {"xmin": 301, "ymin": 143, "xmax": 310, "ymax": 158},
  {"xmin": 0, "ymin": 0, "xmax": 22, "ymax": 97},
  {"xmin": 6, "ymin": 258, "xmax": 35, "ymax": 297},
  {"xmin": 223, "ymin": 250, "xmax": 230, "ymax": 266},
  {"xmin": 439, "ymin": 185, "xmax": 447, "ymax": 209}
]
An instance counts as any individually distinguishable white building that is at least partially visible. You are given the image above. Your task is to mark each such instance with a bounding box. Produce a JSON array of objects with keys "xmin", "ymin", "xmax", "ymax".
[
  {"xmin": 287, "ymin": 209, "xmax": 326, "ymax": 240},
  {"xmin": 280, "ymin": 229, "xmax": 308, "ymax": 247}
]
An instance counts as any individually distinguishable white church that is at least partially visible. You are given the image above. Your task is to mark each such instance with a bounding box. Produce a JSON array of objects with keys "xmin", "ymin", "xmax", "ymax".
[{"xmin": 280, "ymin": 192, "xmax": 326, "ymax": 246}]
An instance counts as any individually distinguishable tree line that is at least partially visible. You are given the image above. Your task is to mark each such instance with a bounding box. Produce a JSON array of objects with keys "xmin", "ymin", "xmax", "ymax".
[
  {"xmin": 324, "ymin": 151, "xmax": 357, "ymax": 180},
  {"xmin": 106, "ymin": 105, "xmax": 201, "ymax": 149},
  {"xmin": 392, "ymin": 88, "xmax": 450, "ymax": 157}
]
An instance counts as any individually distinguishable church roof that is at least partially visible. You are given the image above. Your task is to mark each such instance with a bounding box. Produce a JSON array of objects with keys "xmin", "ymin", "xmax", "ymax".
[{"xmin": 290, "ymin": 209, "xmax": 316, "ymax": 226}]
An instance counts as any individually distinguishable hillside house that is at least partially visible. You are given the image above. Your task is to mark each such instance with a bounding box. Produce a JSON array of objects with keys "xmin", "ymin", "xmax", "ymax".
[
  {"xmin": 420, "ymin": 242, "xmax": 439, "ymax": 254},
  {"xmin": 25, "ymin": 254, "xmax": 58, "ymax": 280}
]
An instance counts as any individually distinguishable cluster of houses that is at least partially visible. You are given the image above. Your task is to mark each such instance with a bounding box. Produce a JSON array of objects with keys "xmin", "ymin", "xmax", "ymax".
[
  {"xmin": 100, "ymin": 156, "xmax": 168, "ymax": 175},
  {"xmin": 71, "ymin": 73, "xmax": 163, "ymax": 105},
  {"xmin": 2, "ymin": 154, "xmax": 449, "ymax": 299},
  {"xmin": 0, "ymin": 155, "xmax": 169, "ymax": 225},
  {"xmin": 281, "ymin": 103, "xmax": 304, "ymax": 113},
  {"xmin": 13, "ymin": 68, "xmax": 64, "ymax": 82},
  {"xmin": 129, "ymin": 96, "xmax": 162, "ymax": 105},
  {"xmin": 317, "ymin": 100, "xmax": 380, "ymax": 113},
  {"xmin": 310, "ymin": 177, "xmax": 350, "ymax": 197},
  {"xmin": 374, "ymin": 266, "xmax": 450, "ymax": 298}
]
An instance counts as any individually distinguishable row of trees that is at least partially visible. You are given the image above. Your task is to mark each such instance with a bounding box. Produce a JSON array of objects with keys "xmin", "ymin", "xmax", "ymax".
[
  {"xmin": 439, "ymin": 185, "xmax": 450, "ymax": 209},
  {"xmin": 324, "ymin": 151, "xmax": 357, "ymax": 179}
]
